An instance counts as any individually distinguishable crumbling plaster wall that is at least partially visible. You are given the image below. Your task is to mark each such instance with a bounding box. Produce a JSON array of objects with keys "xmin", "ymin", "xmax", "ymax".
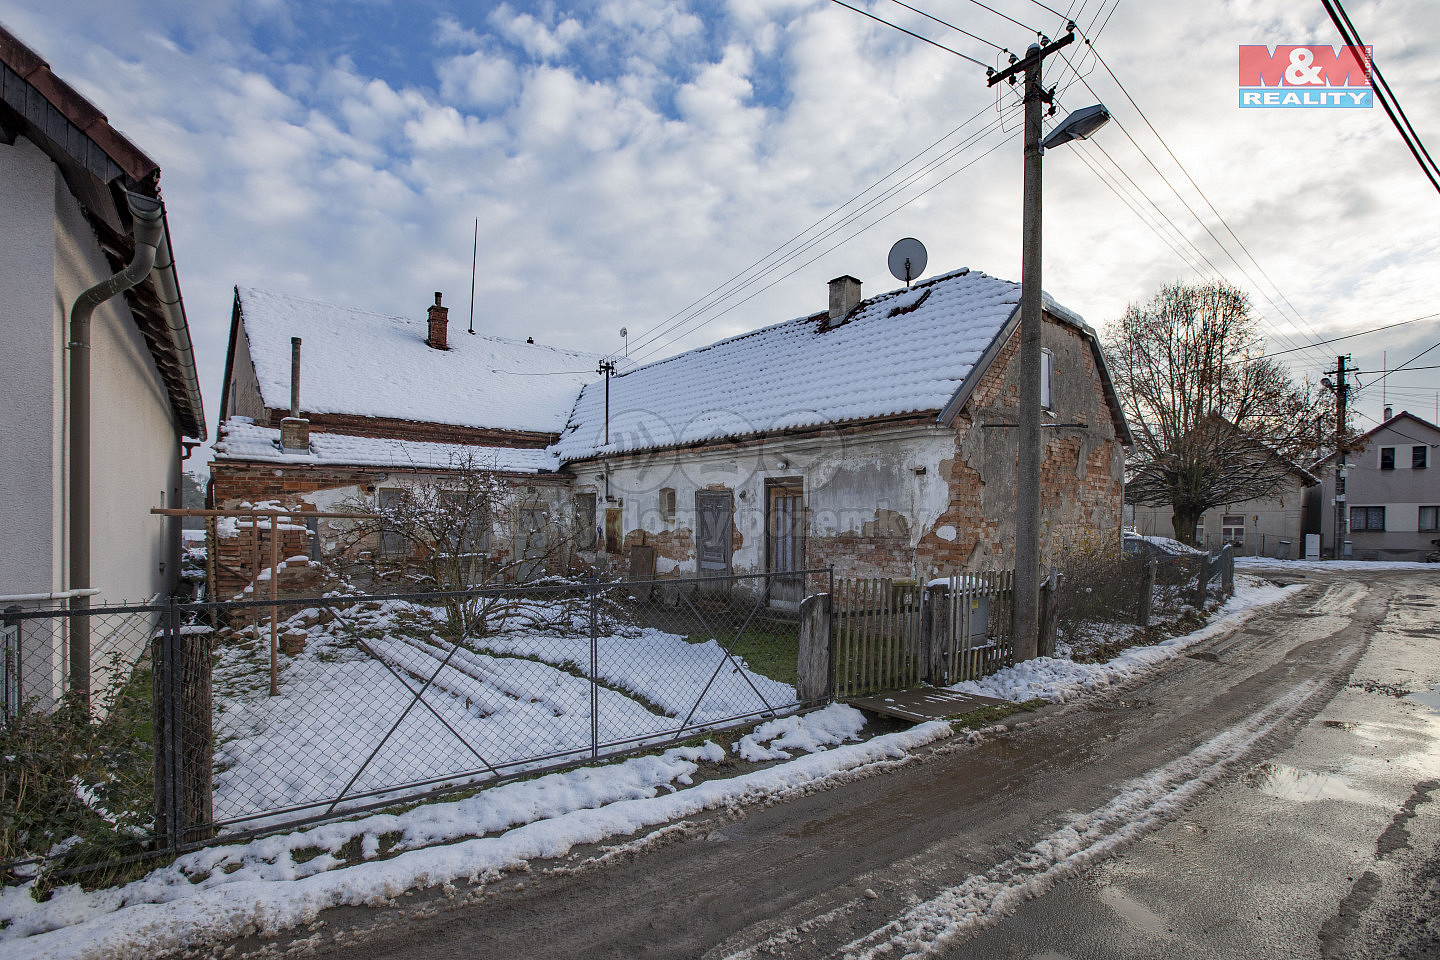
[
  {"xmin": 918, "ymin": 315, "xmax": 1126, "ymax": 576},
  {"xmin": 568, "ymin": 423, "xmax": 956, "ymax": 579}
]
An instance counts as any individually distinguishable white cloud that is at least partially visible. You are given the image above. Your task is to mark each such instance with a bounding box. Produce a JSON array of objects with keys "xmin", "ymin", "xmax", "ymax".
[
  {"xmin": 0, "ymin": 0, "xmax": 1435, "ymax": 455},
  {"xmin": 487, "ymin": 3, "xmax": 584, "ymax": 60}
]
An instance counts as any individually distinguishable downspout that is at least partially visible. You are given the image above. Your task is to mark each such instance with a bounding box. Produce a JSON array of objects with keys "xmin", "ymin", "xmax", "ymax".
[{"xmin": 67, "ymin": 192, "xmax": 165, "ymax": 710}]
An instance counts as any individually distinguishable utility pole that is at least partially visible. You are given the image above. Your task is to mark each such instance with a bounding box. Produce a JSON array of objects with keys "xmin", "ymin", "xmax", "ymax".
[
  {"xmin": 987, "ymin": 33, "xmax": 1073, "ymax": 663},
  {"xmin": 597, "ymin": 360, "xmax": 616, "ymax": 446},
  {"xmin": 1328, "ymin": 355, "xmax": 1354, "ymax": 560}
]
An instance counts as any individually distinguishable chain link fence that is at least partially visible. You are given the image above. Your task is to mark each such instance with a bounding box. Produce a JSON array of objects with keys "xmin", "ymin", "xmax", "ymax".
[{"xmin": 2, "ymin": 570, "xmax": 826, "ymax": 884}]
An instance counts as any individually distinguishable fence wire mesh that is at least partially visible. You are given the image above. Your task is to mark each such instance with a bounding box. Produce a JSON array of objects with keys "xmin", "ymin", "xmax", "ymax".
[
  {"xmin": 1, "ymin": 603, "xmax": 161, "ymax": 883},
  {"xmin": 2, "ymin": 571, "xmax": 821, "ymax": 884}
]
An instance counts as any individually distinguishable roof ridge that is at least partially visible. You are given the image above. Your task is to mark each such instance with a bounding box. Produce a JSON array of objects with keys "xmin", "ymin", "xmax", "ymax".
[{"xmin": 237, "ymin": 286, "xmax": 602, "ymax": 359}]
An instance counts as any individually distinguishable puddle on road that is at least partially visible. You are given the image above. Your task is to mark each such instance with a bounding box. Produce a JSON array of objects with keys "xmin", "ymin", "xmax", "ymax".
[
  {"xmin": 1244, "ymin": 761, "xmax": 1379, "ymax": 805},
  {"xmin": 1098, "ymin": 886, "xmax": 1171, "ymax": 938},
  {"xmin": 1404, "ymin": 687, "xmax": 1440, "ymax": 714}
]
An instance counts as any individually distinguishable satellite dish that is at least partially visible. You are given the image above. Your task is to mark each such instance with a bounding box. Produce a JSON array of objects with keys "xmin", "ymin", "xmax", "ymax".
[
  {"xmin": 619, "ymin": 327, "xmax": 628, "ymax": 338},
  {"xmin": 888, "ymin": 238, "xmax": 928, "ymax": 287}
]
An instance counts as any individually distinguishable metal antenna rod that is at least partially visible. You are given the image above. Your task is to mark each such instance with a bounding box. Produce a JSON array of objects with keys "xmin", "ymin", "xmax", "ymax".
[{"xmin": 468, "ymin": 218, "xmax": 478, "ymax": 335}]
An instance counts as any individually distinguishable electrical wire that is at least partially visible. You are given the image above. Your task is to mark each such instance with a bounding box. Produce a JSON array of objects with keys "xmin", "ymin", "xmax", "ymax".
[
  {"xmin": 1262, "ymin": 314, "xmax": 1440, "ymax": 358},
  {"xmin": 622, "ymin": 105, "xmax": 1009, "ymax": 360},
  {"xmin": 626, "ymin": 118, "xmax": 1018, "ymax": 364},
  {"xmin": 1056, "ymin": 47, "xmax": 1337, "ymax": 368},
  {"xmin": 1358, "ymin": 340, "xmax": 1440, "ymax": 393},
  {"xmin": 627, "ymin": 123, "xmax": 1013, "ymax": 364},
  {"xmin": 1322, "ymin": 0, "xmax": 1440, "ymax": 194},
  {"xmin": 827, "ymin": 0, "xmax": 992, "ymax": 68},
  {"xmin": 887, "ymin": 0, "xmax": 1011, "ymax": 55}
]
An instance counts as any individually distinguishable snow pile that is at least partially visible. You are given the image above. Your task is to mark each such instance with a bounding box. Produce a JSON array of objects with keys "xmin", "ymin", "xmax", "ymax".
[
  {"xmin": 1235, "ymin": 556, "xmax": 1437, "ymax": 572},
  {"xmin": 1126, "ymin": 532, "xmax": 1204, "ymax": 555},
  {"xmin": 950, "ymin": 576, "xmax": 1302, "ymax": 704},
  {"xmin": 0, "ymin": 715, "xmax": 956, "ymax": 960},
  {"xmin": 733, "ymin": 704, "xmax": 867, "ymax": 761}
]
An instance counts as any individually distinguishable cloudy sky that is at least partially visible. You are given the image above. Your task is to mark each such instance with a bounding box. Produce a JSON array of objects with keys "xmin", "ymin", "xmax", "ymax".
[{"xmin": 3, "ymin": 0, "xmax": 1437, "ymax": 463}]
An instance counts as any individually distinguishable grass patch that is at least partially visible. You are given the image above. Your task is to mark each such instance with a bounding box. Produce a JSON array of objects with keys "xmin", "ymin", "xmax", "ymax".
[{"xmin": 945, "ymin": 698, "xmax": 1046, "ymax": 729}]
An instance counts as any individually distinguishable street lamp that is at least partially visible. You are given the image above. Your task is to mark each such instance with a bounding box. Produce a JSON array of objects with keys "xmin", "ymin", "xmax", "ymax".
[{"xmin": 1004, "ymin": 40, "xmax": 1110, "ymax": 662}]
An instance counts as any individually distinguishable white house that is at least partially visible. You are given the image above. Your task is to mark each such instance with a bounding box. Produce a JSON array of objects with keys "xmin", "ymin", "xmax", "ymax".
[
  {"xmin": 1308, "ymin": 410, "xmax": 1440, "ymax": 560},
  {"xmin": 0, "ymin": 25, "xmax": 206, "ymax": 705}
]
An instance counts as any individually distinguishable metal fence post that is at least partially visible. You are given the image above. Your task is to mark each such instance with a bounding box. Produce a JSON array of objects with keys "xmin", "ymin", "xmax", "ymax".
[
  {"xmin": 588, "ymin": 580, "xmax": 599, "ymax": 760},
  {"xmin": 1192, "ymin": 555, "xmax": 1209, "ymax": 610},
  {"xmin": 1038, "ymin": 570, "xmax": 1059, "ymax": 658},
  {"xmin": 1137, "ymin": 559, "xmax": 1157, "ymax": 628},
  {"xmin": 168, "ymin": 597, "xmax": 186, "ymax": 852},
  {"xmin": 1221, "ymin": 543, "xmax": 1234, "ymax": 596}
]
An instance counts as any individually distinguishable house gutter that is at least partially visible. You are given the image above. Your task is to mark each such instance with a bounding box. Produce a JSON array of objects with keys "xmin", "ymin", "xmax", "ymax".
[{"xmin": 67, "ymin": 192, "xmax": 165, "ymax": 709}]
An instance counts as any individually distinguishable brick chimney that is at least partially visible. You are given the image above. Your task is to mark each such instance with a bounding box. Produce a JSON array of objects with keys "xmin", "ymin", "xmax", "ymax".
[
  {"xmin": 828, "ymin": 275, "xmax": 862, "ymax": 322},
  {"xmin": 280, "ymin": 335, "xmax": 310, "ymax": 454},
  {"xmin": 426, "ymin": 291, "xmax": 449, "ymax": 350}
]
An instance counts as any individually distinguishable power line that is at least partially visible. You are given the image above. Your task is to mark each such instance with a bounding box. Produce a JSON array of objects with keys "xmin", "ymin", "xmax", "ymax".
[
  {"xmin": 955, "ymin": 0, "xmax": 1043, "ymax": 34},
  {"xmin": 1058, "ymin": 46, "xmax": 1336, "ymax": 368},
  {"xmin": 628, "ymin": 121, "xmax": 1018, "ymax": 364},
  {"xmin": 827, "ymin": 0, "xmax": 992, "ymax": 69},
  {"xmin": 623, "ymin": 105, "xmax": 1010, "ymax": 360},
  {"xmin": 1049, "ymin": 55, "xmax": 1335, "ymax": 370},
  {"xmin": 1357, "ymin": 340, "xmax": 1440, "ymax": 393},
  {"xmin": 1321, "ymin": 0, "xmax": 1440, "ymax": 195},
  {"xmin": 1263, "ymin": 313, "xmax": 1440, "ymax": 357},
  {"xmin": 887, "ymin": 0, "xmax": 1011, "ymax": 54}
]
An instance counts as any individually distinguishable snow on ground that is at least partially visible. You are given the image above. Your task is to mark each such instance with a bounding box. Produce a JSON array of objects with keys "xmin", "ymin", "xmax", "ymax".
[
  {"xmin": 1, "ymin": 576, "xmax": 1309, "ymax": 960},
  {"xmin": 949, "ymin": 576, "xmax": 1304, "ymax": 705},
  {"xmin": 0, "ymin": 707, "xmax": 947, "ymax": 960},
  {"xmin": 212, "ymin": 598, "xmax": 794, "ymax": 824},
  {"xmin": 1235, "ymin": 557, "xmax": 1437, "ymax": 572}
]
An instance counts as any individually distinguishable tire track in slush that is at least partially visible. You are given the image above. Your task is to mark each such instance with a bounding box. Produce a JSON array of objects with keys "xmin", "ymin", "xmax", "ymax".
[{"xmin": 723, "ymin": 667, "xmax": 1348, "ymax": 960}]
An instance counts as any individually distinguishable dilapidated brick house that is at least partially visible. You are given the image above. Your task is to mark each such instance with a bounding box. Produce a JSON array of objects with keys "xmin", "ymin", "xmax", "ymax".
[
  {"xmin": 556, "ymin": 268, "xmax": 1132, "ymax": 598},
  {"xmin": 209, "ymin": 287, "xmax": 598, "ymax": 597},
  {"xmin": 210, "ymin": 267, "xmax": 1131, "ymax": 600}
]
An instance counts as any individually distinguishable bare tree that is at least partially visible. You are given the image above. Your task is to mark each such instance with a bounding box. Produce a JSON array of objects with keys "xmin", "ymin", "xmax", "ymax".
[
  {"xmin": 1105, "ymin": 281, "xmax": 1323, "ymax": 544},
  {"xmin": 335, "ymin": 453, "xmax": 582, "ymax": 635}
]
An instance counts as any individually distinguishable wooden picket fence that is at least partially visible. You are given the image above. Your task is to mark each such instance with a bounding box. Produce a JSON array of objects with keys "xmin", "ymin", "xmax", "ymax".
[
  {"xmin": 832, "ymin": 578, "xmax": 923, "ymax": 699},
  {"xmin": 832, "ymin": 570, "xmax": 1015, "ymax": 698},
  {"xmin": 933, "ymin": 570, "xmax": 1014, "ymax": 686}
]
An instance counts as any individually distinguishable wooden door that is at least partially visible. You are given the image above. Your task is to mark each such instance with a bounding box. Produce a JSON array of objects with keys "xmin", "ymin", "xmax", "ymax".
[
  {"xmin": 767, "ymin": 483, "xmax": 804, "ymax": 604},
  {"xmin": 695, "ymin": 490, "xmax": 733, "ymax": 590}
]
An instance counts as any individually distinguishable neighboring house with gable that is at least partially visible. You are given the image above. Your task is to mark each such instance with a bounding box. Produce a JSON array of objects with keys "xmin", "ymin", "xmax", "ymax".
[
  {"xmin": 210, "ymin": 268, "xmax": 1133, "ymax": 601},
  {"xmin": 1, "ymin": 25, "xmax": 206, "ymax": 704},
  {"xmin": 1127, "ymin": 454, "xmax": 1319, "ymax": 559},
  {"xmin": 209, "ymin": 287, "xmax": 599, "ymax": 598},
  {"xmin": 1307, "ymin": 410, "xmax": 1440, "ymax": 561}
]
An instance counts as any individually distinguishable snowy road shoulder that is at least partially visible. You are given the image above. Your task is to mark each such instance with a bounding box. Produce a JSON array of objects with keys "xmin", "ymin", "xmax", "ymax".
[
  {"xmin": 0, "ymin": 707, "xmax": 946, "ymax": 960},
  {"xmin": 950, "ymin": 576, "xmax": 1305, "ymax": 705}
]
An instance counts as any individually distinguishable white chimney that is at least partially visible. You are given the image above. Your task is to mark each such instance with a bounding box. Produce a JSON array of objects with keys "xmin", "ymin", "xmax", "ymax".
[{"xmin": 828, "ymin": 275, "xmax": 862, "ymax": 321}]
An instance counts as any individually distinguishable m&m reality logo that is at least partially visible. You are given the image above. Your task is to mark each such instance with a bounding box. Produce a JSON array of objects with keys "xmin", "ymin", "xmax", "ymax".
[{"xmin": 1238, "ymin": 45, "xmax": 1373, "ymax": 108}]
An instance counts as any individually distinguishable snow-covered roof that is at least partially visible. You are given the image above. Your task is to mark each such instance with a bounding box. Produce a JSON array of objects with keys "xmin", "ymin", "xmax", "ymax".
[
  {"xmin": 213, "ymin": 418, "xmax": 559, "ymax": 474},
  {"xmin": 236, "ymin": 287, "xmax": 601, "ymax": 434},
  {"xmin": 553, "ymin": 268, "xmax": 1089, "ymax": 459}
]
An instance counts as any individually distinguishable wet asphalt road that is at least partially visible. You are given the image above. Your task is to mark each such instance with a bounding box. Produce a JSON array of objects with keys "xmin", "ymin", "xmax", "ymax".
[{"xmin": 247, "ymin": 570, "xmax": 1440, "ymax": 960}]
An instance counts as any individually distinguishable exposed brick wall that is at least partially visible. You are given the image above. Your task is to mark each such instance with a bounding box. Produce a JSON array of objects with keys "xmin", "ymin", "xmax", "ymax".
[
  {"xmin": 259, "ymin": 411, "xmax": 556, "ymax": 449},
  {"xmin": 914, "ymin": 318, "xmax": 1124, "ymax": 576},
  {"xmin": 208, "ymin": 461, "xmax": 570, "ymax": 599},
  {"xmin": 807, "ymin": 534, "xmax": 913, "ymax": 581}
]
